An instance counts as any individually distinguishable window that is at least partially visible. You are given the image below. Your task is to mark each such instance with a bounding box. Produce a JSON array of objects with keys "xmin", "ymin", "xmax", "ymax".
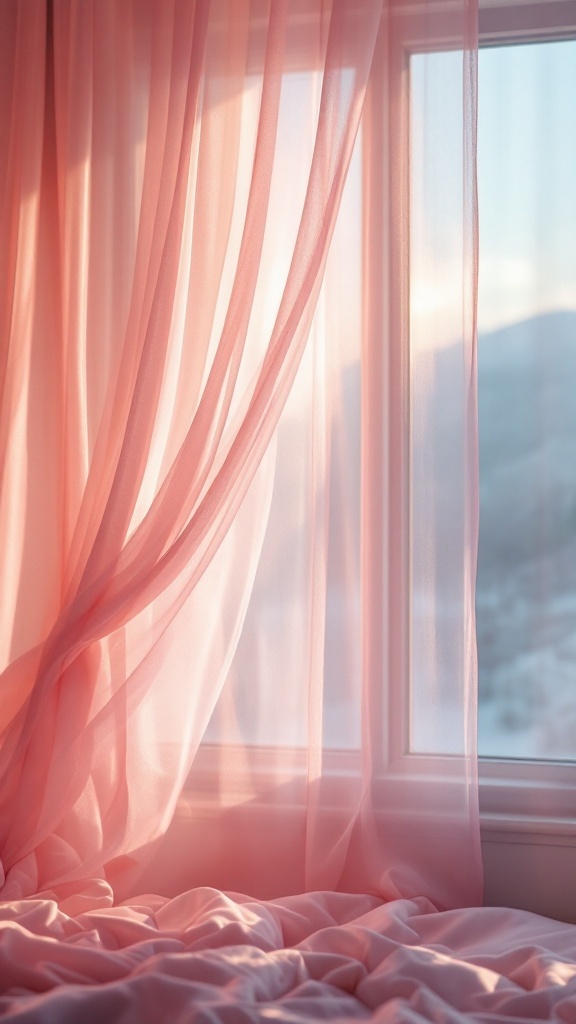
[
  {"xmin": 478, "ymin": 0, "xmax": 576, "ymax": 921},
  {"xmin": 405, "ymin": 0, "xmax": 576, "ymax": 918},
  {"xmin": 476, "ymin": 38, "xmax": 576, "ymax": 760},
  {"xmin": 177, "ymin": 0, "xmax": 576, "ymax": 919}
]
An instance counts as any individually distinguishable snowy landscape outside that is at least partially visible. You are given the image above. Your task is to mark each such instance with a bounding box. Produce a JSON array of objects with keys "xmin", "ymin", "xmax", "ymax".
[
  {"xmin": 477, "ymin": 312, "xmax": 576, "ymax": 757},
  {"xmin": 476, "ymin": 41, "xmax": 576, "ymax": 758}
]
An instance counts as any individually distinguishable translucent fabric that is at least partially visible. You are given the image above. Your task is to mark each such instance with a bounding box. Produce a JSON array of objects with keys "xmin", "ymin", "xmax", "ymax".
[{"xmin": 0, "ymin": 0, "xmax": 481, "ymax": 915}]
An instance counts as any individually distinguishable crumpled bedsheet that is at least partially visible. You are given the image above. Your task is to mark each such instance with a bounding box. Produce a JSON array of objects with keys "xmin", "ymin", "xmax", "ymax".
[{"xmin": 0, "ymin": 886, "xmax": 575, "ymax": 1022}]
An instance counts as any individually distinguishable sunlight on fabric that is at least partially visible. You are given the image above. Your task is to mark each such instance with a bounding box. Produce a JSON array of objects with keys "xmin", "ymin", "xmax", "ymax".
[
  {"xmin": 202, "ymin": 76, "xmax": 363, "ymax": 753},
  {"xmin": 0, "ymin": 0, "xmax": 491, "ymax": 926}
]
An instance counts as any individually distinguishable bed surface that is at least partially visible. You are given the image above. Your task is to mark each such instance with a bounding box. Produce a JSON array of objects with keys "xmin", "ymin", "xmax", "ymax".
[{"xmin": 0, "ymin": 886, "xmax": 575, "ymax": 1021}]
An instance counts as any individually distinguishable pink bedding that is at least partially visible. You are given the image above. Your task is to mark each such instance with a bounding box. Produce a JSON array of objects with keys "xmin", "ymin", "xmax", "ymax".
[{"xmin": 0, "ymin": 887, "xmax": 575, "ymax": 1021}]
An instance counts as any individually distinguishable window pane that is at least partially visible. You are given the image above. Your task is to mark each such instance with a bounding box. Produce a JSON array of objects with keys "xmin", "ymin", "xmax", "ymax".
[
  {"xmin": 409, "ymin": 49, "xmax": 469, "ymax": 755},
  {"xmin": 477, "ymin": 41, "xmax": 576, "ymax": 758}
]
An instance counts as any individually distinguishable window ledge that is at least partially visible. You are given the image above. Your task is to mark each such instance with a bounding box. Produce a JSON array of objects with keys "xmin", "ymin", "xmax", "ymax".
[{"xmin": 480, "ymin": 757, "xmax": 576, "ymax": 843}]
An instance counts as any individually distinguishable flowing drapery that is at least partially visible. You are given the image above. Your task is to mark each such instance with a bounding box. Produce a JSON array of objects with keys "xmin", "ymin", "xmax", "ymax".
[{"xmin": 0, "ymin": 0, "xmax": 481, "ymax": 916}]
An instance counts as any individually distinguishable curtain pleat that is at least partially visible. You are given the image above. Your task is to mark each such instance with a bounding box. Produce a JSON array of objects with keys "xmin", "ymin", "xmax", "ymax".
[{"xmin": 0, "ymin": 0, "xmax": 481, "ymax": 912}]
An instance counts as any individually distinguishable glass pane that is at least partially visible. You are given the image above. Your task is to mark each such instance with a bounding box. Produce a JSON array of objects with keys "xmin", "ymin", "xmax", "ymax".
[
  {"xmin": 477, "ymin": 41, "xmax": 576, "ymax": 758},
  {"xmin": 409, "ymin": 49, "xmax": 469, "ymax": 755}
]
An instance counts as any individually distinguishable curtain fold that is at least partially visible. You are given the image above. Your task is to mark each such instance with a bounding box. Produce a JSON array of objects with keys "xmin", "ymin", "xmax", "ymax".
[{"xmin": 0, "ymin": 0, "xmax": 481, "ymax": 911}]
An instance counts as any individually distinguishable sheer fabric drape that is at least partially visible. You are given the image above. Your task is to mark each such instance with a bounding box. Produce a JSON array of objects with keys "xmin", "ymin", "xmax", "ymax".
[
  {"xmin": 0, "ymin": 0, "xmax": 481, "ymax": 911},
  {"xmin": 178, "ymin": 1, "xmax": 482, "ymax": 910}
]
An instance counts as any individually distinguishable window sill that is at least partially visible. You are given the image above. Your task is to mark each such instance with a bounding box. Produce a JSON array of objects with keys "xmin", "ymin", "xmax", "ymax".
[
  {"xmin": 182, "ymin": 746, "xmax": 576, "ymax": 837},
  {"xmin": 479, "ymin": 757, "xmax": 576, "ymax": 843}
]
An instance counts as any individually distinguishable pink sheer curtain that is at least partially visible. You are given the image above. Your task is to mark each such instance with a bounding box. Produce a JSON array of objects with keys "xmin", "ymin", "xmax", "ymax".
[
  {"xmin": 174, "ymin": 0, "xmax": 482, "ymax": 910},
  {"xmin": 0, "ymin": 0, "xmax": 481, "ymax": 916}
]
